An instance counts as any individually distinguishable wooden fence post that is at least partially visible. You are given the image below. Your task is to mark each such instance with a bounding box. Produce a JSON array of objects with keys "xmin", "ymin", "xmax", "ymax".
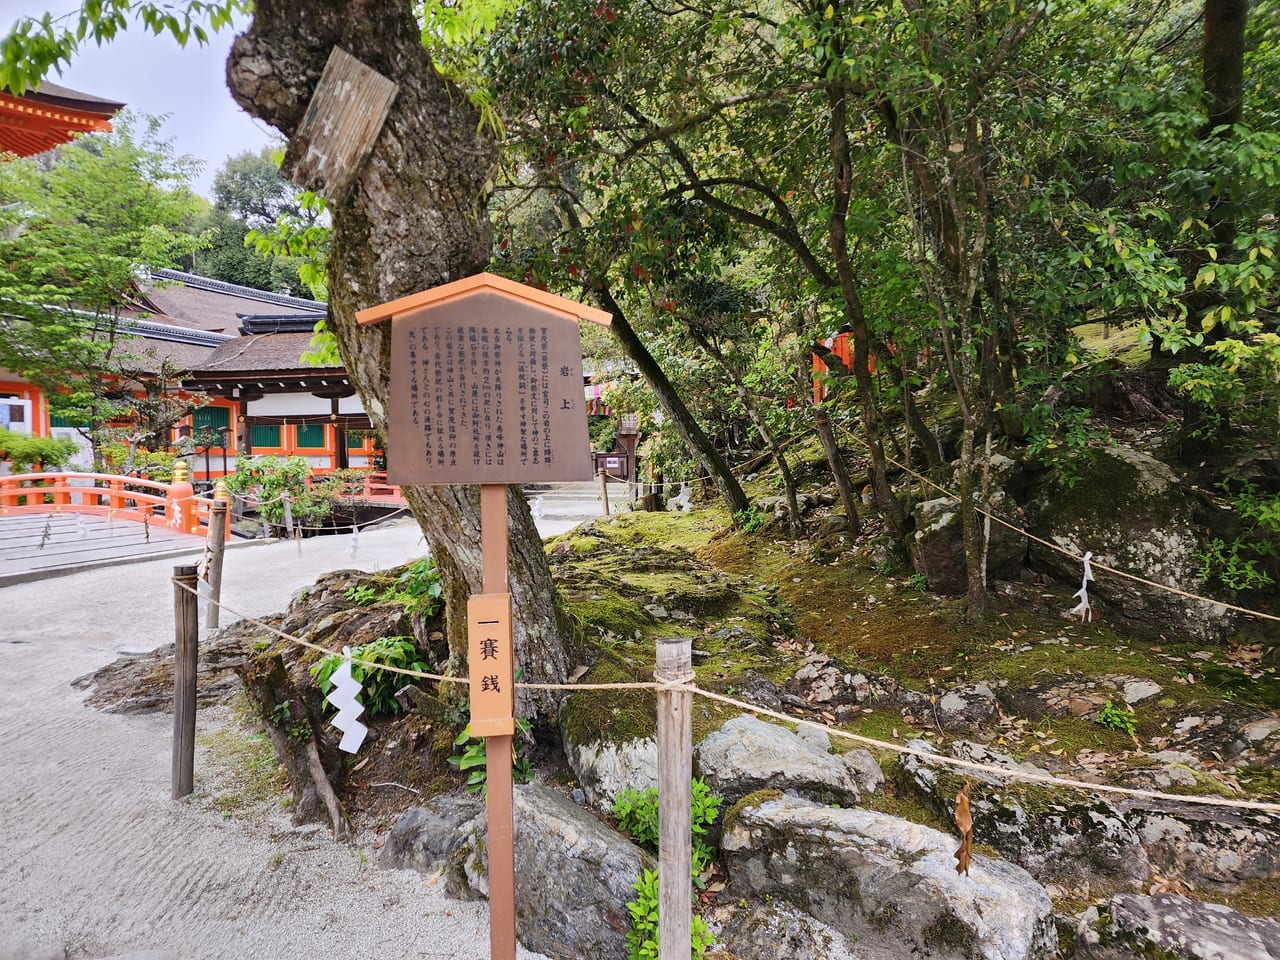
[
  {"xmin": 172, "ymin": 563, "xmax": 199, "ymax": 799},
  {"xmin": 599, "ymin": 465, "xmax": 611, "ymax": 516},
  {"xmin": 205, "ymin": 493, "xmax": 229, "ymax": 630},
  {"xmin": 656, "ymin": 636, "xmax": 693, "ymax": 960}
]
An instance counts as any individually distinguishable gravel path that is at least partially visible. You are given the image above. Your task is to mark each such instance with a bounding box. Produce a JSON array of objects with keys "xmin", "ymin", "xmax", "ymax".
[{"xmin": 0, "ymin": 521, "xmax": 552, "ymax": 960}]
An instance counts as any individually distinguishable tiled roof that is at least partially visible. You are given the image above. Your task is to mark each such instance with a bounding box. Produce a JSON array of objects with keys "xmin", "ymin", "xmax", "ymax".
[
  {"xmin": 116, "ymin": 336, "xmax": 219, "ymax": 374},
  {"xmin": 195, "ymin": 332, "xmax": 337, "ymax": 372},
  {"xmin": 135, "ymin": 271, "xmax": 326, "ymax": 333}
]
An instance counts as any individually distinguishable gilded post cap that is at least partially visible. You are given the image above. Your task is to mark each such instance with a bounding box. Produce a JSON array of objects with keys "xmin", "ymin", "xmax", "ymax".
[{"xmin": 171, "ymin": 460, "xmax": 191, "ymax": 483}]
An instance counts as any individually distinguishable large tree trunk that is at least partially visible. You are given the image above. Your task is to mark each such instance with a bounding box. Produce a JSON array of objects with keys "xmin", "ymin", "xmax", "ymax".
[{"xmin": 226, "ymin": 0, "xmax": 574, "ymax": 721}]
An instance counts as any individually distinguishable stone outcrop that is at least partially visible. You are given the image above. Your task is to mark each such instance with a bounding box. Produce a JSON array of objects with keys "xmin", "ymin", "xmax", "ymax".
[
  {"xmin": 900, "ymin": 741, "xmax": 1151, "ymax": 893},
  {"xmin": 899, "ymin": 740, "xmax": 1280, "ymax": 895},
  {"xmin": 714, "ymin": 899, "xmax": 860, "ymax": 960},
  {"xmin": 694, "ymin": 714, "xmax": 862, "ymax": 808},
  {"xmin": 561, "ymin": 733, "xmax": 658, "ymax": 813},
  {"xmin": 1075, "ymin": 893, "xmax": 1280, "ymax": 960},
  {"xmin": 913, "ymin": 488, "xmax": 1028, "ymax": 594},
  {"xmin": 1121, "ymin": 802, "xmax": 1280, "ymax": 890},
  {"xmin": 443, "ymin": 783, "xmax": 650, "ymax": 960},
  {"xmin": 1026, "ymin": 445, "xmax": 1234, "ymax": 643},
  {"xmin": 721, "ymin": 793, "xmax": 1057, "ymax": 960},
  {"xmin": 376, "ymin": 794, "xmax": 484, "ymax": 873}
]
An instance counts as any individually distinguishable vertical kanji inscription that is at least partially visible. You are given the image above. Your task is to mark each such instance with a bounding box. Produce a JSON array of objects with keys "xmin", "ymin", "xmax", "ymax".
[{"xmin": 388, "ymin": 292, "xmax": 594, "ymax": 484}]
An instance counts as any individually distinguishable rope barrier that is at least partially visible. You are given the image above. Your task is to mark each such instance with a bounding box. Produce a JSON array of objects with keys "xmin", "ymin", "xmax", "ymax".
[
  {"xmin": 174, "ymin": 576, "xmax": 1280, "ymax": 815},
  {"xmin": 833, "ymin": 421, "xmax": 1280, "ymax": 624}
]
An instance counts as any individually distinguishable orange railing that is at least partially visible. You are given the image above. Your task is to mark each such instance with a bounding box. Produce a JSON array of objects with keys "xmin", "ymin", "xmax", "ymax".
[
  {"xmin": 306, "ymin": 470, "xmax": 404, "ymax": 503},
  {"xmin": 0, "ymin": 472, "xmax": 228, "ymax": 540}
]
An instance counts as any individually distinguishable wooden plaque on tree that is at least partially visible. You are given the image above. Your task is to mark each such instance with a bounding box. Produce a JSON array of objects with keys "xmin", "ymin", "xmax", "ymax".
[
  {"xmin": 356, "ymin": 273, "xmax": 612, "ymax": 485},
  {"xmin": 282, "ymin": 46, "xmax": 398, "ymax": 202}
]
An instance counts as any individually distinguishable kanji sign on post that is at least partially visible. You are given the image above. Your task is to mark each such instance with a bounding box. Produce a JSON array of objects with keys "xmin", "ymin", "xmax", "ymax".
[
  {"xmin": 356, "ymin": 273, "xmax": 613, "ymax": 486},
  {"xmin": 467, "ymin": 592, "xmax": 515, "ymax": 736}
]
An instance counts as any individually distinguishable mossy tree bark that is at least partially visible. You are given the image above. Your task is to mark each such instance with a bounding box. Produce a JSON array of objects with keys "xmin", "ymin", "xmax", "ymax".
[{"xmin": 226, "ymin": 0, "xmax": 574, "ymax": 721}]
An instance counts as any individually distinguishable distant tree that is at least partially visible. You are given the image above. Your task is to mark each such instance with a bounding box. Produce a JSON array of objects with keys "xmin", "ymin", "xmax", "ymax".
[
  {"xmin": 212, "ymin": 146, "xmax": 298, "ymax": 229},
  {"xmin": 178, "ymin": 148, "xmax": 319, "ymax": 295},
  {"xmin": 0, "ymin": 113, "xmax": 205, "ymax": 463}
]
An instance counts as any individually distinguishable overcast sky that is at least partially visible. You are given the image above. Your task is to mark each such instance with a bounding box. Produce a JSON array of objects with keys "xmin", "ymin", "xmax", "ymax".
[{"xmin": 1, "ymin": 3, "xmax": 278, "ymax": 197}]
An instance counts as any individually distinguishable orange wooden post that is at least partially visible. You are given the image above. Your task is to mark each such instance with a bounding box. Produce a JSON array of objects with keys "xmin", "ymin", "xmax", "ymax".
[
  {"xmin": 355, "ymin": 274, "xmax": 615, "ymax": 960},
  {"xmin": 169, "ymin": 461, "xmax": 199, "ymax": 534},
  {"xmin": 476, "ymin": 483, "xmax": 516, "ymax": 960}
]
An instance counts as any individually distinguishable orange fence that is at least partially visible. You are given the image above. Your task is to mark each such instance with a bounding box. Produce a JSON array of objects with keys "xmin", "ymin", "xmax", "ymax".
[
  {"xmin": 307, "ymin": 471, "xmax": 404, "ymax": 504},
  {"xmin": 0, "ymin": 472, "xmax": 228, "ymax": 540}
]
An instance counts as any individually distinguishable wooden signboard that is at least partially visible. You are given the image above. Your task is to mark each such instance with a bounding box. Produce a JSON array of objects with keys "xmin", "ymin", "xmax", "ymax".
[
  {"xmin": 358, "ymin": 274, "xmax": 610, "ymax": 960},
  {"xmin": 466, "ymin": 592, "xmax": 515, "ymax": 736},
  {"xmin": 283, "ymin": 46, "xmax": 398, "ymax": 202},
  {"xmin": 357, "ymin": 273, "xmax": 613, "ymax": 486}
]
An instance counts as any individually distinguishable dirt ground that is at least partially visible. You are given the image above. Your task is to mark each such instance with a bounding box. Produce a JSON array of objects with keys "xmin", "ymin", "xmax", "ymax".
[{"xmin": 0, "ymin": 520, "xmax": 552, "ymax": 960}]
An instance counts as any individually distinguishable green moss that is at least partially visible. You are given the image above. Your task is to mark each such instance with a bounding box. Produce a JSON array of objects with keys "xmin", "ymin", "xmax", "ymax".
[
  {"xmin": 561, "ymin": 657, "xmax": 657, "ymax": 748},
  {"xmin": 721, "ymin": 788, "xmax": 784, "ymax": 836},
  {"xmin": 922, "ymin": 911, "xmax": 979, "ymax": 955},
  {"xmin": 566, "ymin": 590, "xmax": 654, "ymax": 640},
  {"xmin": 1038, "ymin": 450, "xmax": 1141, "ymax": 528}
]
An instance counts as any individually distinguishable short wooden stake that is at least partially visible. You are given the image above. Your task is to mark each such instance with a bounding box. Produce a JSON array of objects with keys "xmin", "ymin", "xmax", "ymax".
[
  {"xmin": 656, "ymin": 636, "xmax": 693, "ymax": 960},
  {"xmin": 205, "ymin": 499, "xmax": 229, "ymax": 629},
  {"xmin": 172, "ymin": 563, "xmax": 199, "ymax": 799},
  {"xmin": 599, "ymin": 465, "xmax": 611, "ymax": 516}
]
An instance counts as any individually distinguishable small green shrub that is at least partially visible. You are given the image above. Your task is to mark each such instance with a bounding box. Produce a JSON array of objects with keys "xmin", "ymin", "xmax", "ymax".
[
  {"xmin": 311, "ymin": 636, "xmax": 427, "ymax": 718},
  {"xmin": 613, "ymin": 778, "xmax": 722, "ymax": 874},
  {"xmin": 343, "ymin": 584, "xmax": 379, "ymax": 606},
  {"xmin": 1096, "ymin": 699, "xmax": 1137, "ymax": 737},
  {"xmin": 734, "ymin": 506, "xmax": 768, "ymax": 533},
  {"xmin": 223, "ymin": 454, "xmax": 337, "ymax": 528},
  {"xmin": 908, "ymin": 572, "xmax": 928, "ymax": 592},
  {"xmin": 0, "ymin": 428, "xmax": 77, "ymax": 472},
  {"xmin": 448, "ymin": 717, "xmax": 535, "ymax": 795},
  {"xmin": 626, "ymin": 868, "xmax": 714, "ymax": 960},
  {"xmin": 383, "ymin": 556, "xmax": 444, "ymax": 617}
]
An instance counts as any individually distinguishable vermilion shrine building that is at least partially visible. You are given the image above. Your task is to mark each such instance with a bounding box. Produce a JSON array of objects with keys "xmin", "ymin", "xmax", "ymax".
[
  {"xmin": 1, "ymin": 270, "xmax": 381, "ymax": 479},
  {"xmin": 0, "ymin": 81, "xmax": 123, "ymax": 159}
]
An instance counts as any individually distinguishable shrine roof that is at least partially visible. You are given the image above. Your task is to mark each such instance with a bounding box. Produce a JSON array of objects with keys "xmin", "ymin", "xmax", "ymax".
[
  {"xmin": 136, "ymin": 270, "xmax": 326, "ymax": 334},
  {"xmin": 0, "ymin": 81, "xmax": 124, "ymax": 158},
  {"xmin": 193, "ymin": 332, "xmax": 338, "ymax": 373}
]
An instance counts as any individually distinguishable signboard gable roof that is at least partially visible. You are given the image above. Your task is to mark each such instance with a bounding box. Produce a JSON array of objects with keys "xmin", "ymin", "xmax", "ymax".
[{"xmin": 355, "ymin": 272, "xmax": 612, "ymax": 328}]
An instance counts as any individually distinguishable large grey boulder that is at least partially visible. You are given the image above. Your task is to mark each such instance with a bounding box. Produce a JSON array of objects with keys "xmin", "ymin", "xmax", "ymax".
[
  {"xmin": 715, "ymin": 899, "xmax": 860, "ymax": 960},
  {"xmin": 913, "ymin": 487, "xmax": 1028, "ymax": 594},
  {"xmin": 1121, "ymin": 802, "xmax": 1280, "ymax": 890},
  {"xmin": 1025, "ymin": 445, "xmax": 1234, "ymax": 643},
  {"xmin": 559, "ymin": 683, "xmax": 658, "ymax": 813},
  {"xmin": 721, "ymin": 794, "xmax": 1057, "ymax": 960},
  {"xmin": 445, "ymin": 783, "xmax": 651, "ymax": 960},
  {"xmin": 900, "ymin": 742, "xmax": 1150, "ymax": 893},
  {"xmin": 1075, "ymin": 893, "xmax": 1280, "ymax": 960},
  {"xmin": 377, "ymin": 795, "xmax": 484, "ymax": 873},
  {"xmin": 562, "ymin": 734, "xmax": 657, "ymax": 814},
  {"xmin": 694, "ymin": 714, "xmax": 861, "ymax": 808}
]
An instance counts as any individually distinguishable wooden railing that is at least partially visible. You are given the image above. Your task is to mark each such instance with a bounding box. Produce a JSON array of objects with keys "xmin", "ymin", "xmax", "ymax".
[{"xmin": 0, "ymin": 472, "xmax": 228, "ymax": 539}]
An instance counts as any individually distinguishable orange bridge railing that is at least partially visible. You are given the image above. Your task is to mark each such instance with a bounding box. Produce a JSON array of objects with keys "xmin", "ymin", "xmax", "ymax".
[{"xmin": 0, "ymin": 472, "xmax": 228, "ymax": 540}]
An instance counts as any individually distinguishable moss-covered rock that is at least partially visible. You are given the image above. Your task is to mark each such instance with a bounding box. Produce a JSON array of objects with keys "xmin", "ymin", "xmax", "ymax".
[{"xmin": 1026, "ymin": 445, "xmax": 1235, "ymax": 643}]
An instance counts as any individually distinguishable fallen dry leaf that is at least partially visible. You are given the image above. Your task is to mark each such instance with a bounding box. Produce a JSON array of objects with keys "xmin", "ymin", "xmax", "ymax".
[{"xmin": 954, "ymin": 782, "xmax": 974, "ymax": 877}]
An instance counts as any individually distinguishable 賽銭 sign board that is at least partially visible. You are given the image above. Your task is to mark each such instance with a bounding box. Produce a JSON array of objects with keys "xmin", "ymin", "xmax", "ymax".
[
  {"xmin": 356, "ymin": 273, "xmax": 612, "ymax": 486},
  {"xmin": 466, "ymin": 592, "xmax": 515, "ymax": 736}
]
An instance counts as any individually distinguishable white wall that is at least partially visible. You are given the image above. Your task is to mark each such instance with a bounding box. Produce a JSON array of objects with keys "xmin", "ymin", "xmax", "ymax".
[{"xmin": 245, "ymin": 393, "xmax": 366, "ymax": 417}]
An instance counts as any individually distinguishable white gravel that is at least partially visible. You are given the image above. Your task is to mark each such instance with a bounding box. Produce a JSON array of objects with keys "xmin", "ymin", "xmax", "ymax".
[{"xmin": 0, "ymin": 520, "xmax": 553, "ymax": 960}]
